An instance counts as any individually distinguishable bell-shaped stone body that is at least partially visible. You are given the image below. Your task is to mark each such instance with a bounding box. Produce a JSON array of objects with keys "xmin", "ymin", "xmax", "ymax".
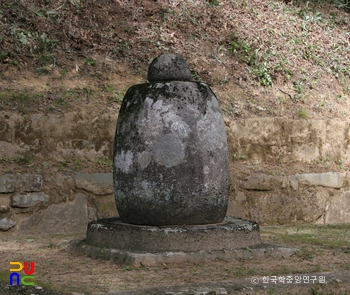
[{"xmin": 113, "ymin": 55, "xmax": 230, "ymax": 226}]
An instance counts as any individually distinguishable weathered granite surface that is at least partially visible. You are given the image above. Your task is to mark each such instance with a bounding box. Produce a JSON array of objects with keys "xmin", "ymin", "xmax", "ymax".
[
  {"xmin": 147, "ymin": 53, "xmax": 191, "ymax": 82},
  {"xmin": 114, "ymin": 53, "xmax": 230, "ymax": 226},
  {"xmin": 0, "ymin": 174, "xmax": 42, "ymax": 193},
  {"xmin": 114, "ymin": 81, "xmax": 230, "ymax": 225},
  {"xmin": 0, "ymin": 217, "xmax": 15, "ymax": 231},
  {"xmin": 11, "ymin": 192, "xmax": 49, "ymax": 208},
  {"xmin": 17, "ymin": 194, "xmax": 88, "ymax": 234}
]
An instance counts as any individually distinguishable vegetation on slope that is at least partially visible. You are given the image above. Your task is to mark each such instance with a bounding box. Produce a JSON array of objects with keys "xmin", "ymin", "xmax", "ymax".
[{"xmin": 0, "ymin": 0, "xmax": 349, "ymax": 118}]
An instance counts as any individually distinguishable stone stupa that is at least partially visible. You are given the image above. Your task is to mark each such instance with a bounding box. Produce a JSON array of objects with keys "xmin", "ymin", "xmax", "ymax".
[{"xmin": 75, "ymin": 54, "xmax": 293, "ymax": 265}]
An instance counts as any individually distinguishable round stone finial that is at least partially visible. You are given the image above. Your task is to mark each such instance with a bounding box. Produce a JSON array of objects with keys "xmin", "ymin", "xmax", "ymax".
[{"xmin": 147, "ymin": 53, "xmax": 191, "ymax": 82}]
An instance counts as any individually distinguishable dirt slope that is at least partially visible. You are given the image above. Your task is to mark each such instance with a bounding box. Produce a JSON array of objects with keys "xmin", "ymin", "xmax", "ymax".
[
  {"xmin": 0, "ymin": 0, "xmax": 349, "ymax": 173},
  {"xmin": 1, "ymin": 0, "xmax": 349, "ymax": 117}
]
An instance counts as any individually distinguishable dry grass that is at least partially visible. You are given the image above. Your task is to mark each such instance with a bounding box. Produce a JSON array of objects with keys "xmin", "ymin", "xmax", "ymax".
[{"xmin": 0, "ymin": 224, "xmax": 349, "ymax": 294}]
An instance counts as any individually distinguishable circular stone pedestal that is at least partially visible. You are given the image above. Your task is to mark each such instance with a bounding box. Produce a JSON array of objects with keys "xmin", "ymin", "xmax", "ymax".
[
  {"xmin": 71, "ymin": 217, "xmax": 297, "ymax": 266},
  {"xmin": 84, "ymin": 217, "xmax": 260, "ymax": 255}
]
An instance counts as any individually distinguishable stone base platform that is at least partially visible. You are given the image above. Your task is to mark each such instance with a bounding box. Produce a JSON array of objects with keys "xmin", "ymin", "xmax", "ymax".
[{"xmin": 70, "ymin": 217, "xmax": 297, "ymax": 266}]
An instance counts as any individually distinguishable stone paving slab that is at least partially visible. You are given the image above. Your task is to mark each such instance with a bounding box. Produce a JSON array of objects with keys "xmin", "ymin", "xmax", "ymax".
[{"xmin": 70, "ymin": 238, "xmax": 297, "ymax": 267}]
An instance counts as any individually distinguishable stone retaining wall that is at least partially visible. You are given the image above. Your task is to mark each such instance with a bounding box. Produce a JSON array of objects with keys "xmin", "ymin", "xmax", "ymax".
[
  {"xmin": 0, "ymin": 111, "xmax": 117, "ymax": 163},
  {"xmin": 0, "ymin": 173, "xmax": 116, "ymax": 234},
  {"xmin": 228, "ymin": 171, "xmax": 350, "ymax": 225},
  {"xmin": 1, "ymin": 171, "xmax": 350, "ymax": 234},
  {"xmin": 1, "ymin": 112, "xmax": 350, "ymax": 165},
  {"xmin": 226, "ymin": 118, "xmax": 350, "ymax": 165},
  {"xmin": 1, "ymin": 113, "xmax": 350, "ymax": 233}
]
